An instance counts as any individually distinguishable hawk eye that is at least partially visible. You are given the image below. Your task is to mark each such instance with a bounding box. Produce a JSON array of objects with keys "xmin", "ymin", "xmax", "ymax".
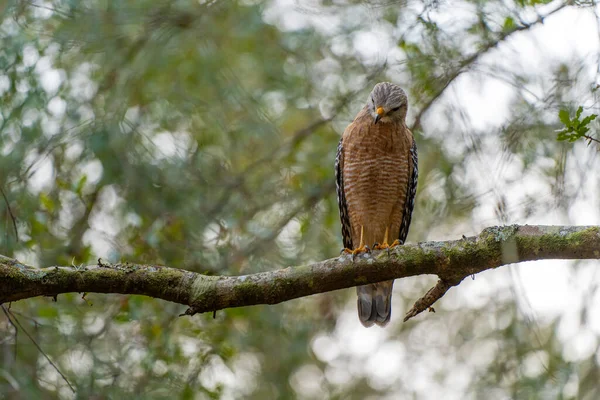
[{"xmin": 391, "ymin": 106, "xmax": 401, "ymax": 112}]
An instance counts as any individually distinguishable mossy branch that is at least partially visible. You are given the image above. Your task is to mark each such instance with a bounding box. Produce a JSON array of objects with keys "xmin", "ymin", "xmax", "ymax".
[{"xmin": 1, "ymin": 225, "xmax": 599, "ymax": 322}]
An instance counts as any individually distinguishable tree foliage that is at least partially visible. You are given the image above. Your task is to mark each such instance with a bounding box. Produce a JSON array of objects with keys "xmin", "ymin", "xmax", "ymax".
[
  {"xmin": 557, "ymin": 106, "xmax": 598, "ymax": 145},
  {"xmin": 1, "ymin": 0, "xmax": 599, "ymax": 399}
]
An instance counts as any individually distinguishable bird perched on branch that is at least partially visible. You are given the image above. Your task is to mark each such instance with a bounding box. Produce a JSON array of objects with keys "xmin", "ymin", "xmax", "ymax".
[{"xmin": 335, "ymin": 82, "xmax": 418, "ymax": 327}]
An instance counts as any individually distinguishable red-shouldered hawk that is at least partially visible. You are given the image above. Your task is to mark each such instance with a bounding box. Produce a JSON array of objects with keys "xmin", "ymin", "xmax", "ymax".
[{"xmin": 335, "ymin": 82, "xmax": 418, "ymax": 327}]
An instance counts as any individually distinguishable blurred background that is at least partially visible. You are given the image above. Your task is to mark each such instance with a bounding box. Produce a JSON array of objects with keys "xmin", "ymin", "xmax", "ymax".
[{"xmin": 1, "ymin": 0, "xmax": 600, "ymax": 398}]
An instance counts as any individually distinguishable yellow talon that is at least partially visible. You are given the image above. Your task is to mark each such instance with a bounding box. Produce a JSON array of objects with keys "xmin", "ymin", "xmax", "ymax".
[
  {"xmin": 346, "ymin": 226, "xmax": 370, "ymax": 257},
  {"xmin": 373, "ymin": 228, "xmax": 402, "ymax": 250},
  {"xmin": 374, "ymin": 227, "xmax": 390, "ymax": 250},
  {"xmin": 389, "ymin": 239, "xmax": 401, "ymax": 248},
  {"xmin": 351, "ymin": 245, "xmax": 369, "ymax": 255}
]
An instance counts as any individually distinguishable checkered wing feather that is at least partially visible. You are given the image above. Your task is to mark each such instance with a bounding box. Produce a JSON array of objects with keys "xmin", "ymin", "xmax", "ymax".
[
  {"xmin": 335, "ymin": 138, "xmax": 353, "ymax": 250},
  {"xmin": 398, "ymin": 138, "xmax": 418, "ymax": 244}
]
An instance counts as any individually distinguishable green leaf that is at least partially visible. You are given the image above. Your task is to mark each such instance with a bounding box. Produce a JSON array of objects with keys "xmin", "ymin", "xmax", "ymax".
[
  {"xmin": 556, "ymin": 130, "xmax": 568, "ymax": 141},
  {"xmin": 38, "ymin": 306, "xmax": 59, "ymax": 318},
  {"xmin": 503, "ymin": 17, "xmax": 515, "ymax": 31},
  {"xmin": 557, "ymin": 108, "xmax": 597, "ymax": 144},
  {"xmin": 558, "ymin": 109, "xmax": 570, "ymax": 126},
  {"xmin": 39, "ymin": 192, "xmax": 55, "ymax": 212},
  {"xmin": 581, "ymin": 114, "xmax": 597, "ymax": 126},
  {"xmin": 75, "ymin": 174, "xmax": 88, "ymax": 196}
]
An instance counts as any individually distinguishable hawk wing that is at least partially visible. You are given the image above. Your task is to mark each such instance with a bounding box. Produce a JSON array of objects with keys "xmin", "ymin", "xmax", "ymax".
[
  {"xmin": 398, "ymin": 136, "xmax": 418, "ymax": 244},
  {"xmin": 335, "ymin": 137, "xmax": 353, "ymax": 250}
]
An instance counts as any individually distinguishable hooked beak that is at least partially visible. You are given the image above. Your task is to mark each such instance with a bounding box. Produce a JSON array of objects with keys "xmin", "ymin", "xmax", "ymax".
[{"xmin": 374, "ymin": 106, "xmax": 385, "ymax": 124}]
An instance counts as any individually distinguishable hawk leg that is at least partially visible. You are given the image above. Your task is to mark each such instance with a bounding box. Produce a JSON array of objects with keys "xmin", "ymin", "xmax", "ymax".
[
  {"xmin": 343, "ymin": 225, "xmax": 370, "ymax": 256},
  {"xmin": 373, "ymin": 227, "xmax": 402, "ymax": 250}
]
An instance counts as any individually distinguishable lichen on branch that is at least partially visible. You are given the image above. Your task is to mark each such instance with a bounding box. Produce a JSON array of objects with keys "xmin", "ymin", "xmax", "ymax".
[{"xmin": 1, "ymin": 225, "xmax": 599, "ymax": 322}]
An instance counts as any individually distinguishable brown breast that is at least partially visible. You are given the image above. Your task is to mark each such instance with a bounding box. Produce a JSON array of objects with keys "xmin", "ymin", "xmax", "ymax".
[{"xmin": 342, "ymin": 113, "xmax": 413, "ymax": 247}]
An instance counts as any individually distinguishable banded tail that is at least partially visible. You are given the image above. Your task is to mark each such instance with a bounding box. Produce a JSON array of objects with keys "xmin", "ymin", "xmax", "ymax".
[{"xmin": 356, "ymin": 280, "xmax": 394, "ymax": 327}]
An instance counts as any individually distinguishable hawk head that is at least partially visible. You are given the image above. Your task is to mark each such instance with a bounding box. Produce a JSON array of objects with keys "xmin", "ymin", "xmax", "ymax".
[{"xmin": 367, "ymin": 82, "xmax": 408, "ymax": 124}]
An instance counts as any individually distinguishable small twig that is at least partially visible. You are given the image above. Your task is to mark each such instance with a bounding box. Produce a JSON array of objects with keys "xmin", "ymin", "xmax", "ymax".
[
  {"xmin": 0, "ymin": 187, "xmax": 18, "ymax": 241},
  {"xmin": 7, "ymin": 310, "xmax": 44, "ymax": 327},
  {"xmin": 4, "ymin": 308, "xmax": 75, "ymax": 393},
  {"xmin": 1, "ymin": 305, "xmax": 18, "ymax": 361},
  {"xmin": 583, "ymin": 134, "xmax": 600, "ymax": 145},
  {"xmin": 403, "ymin": 279, "xmax": 454, "ymax": 322},
  {"xmin": 410, "ymin": 2, "xmax": 569, "ymax": 132}
]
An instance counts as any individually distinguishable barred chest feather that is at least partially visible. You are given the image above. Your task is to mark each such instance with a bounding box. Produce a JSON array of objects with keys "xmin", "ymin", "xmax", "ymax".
[{"xmin": 341, "ymin": 116, "xmax": 413, "ymax": 247}]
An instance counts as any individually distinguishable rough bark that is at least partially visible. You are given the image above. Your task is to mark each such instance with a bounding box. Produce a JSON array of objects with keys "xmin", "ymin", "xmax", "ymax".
[{"xmin": 1, "ymin": 225, "xmax": 599, "ymax": 321}]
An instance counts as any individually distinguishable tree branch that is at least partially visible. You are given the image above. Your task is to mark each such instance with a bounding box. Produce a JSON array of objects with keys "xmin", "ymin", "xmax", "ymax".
[
  {"xmin": 1, "ymin": 225, "xmax": 599, "ymax": 322},
  {"xmin": 410, "ymin": 2, "xmax": 569, "ymax": 132}
]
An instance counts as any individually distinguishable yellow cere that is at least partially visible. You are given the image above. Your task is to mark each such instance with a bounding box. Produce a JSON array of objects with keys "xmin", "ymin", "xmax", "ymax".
[{"xmin": 376, "ymin": 106, "xmax": 385, "ymax": 116}]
